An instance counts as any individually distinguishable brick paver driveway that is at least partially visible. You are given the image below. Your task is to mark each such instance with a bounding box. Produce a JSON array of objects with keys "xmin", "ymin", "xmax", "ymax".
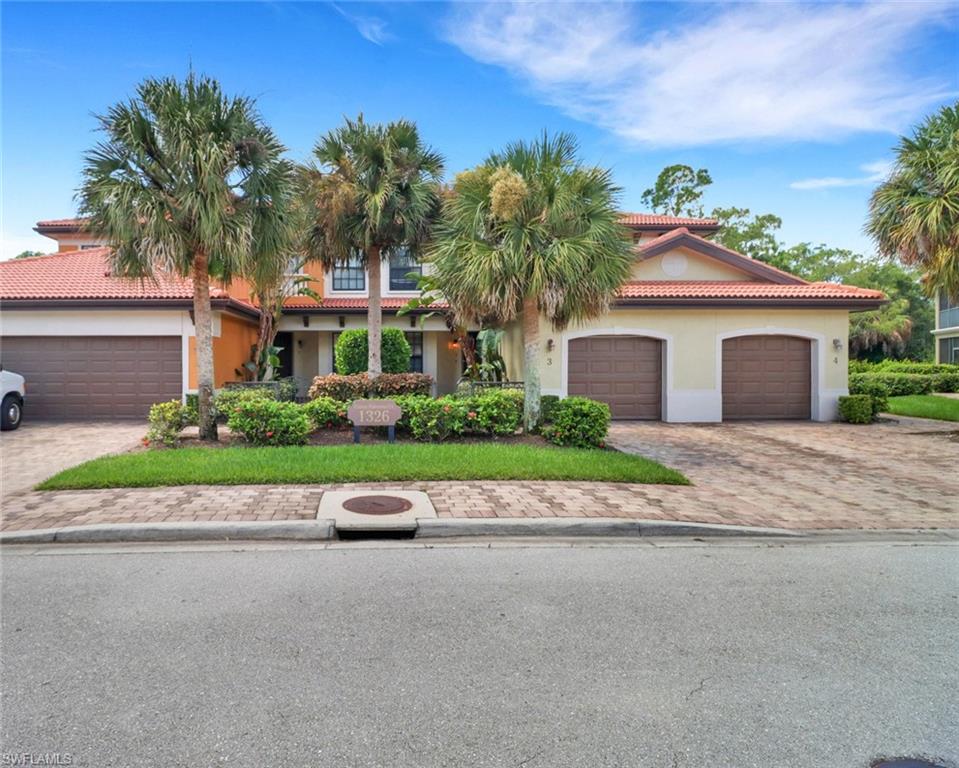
[
  {"xmin": 1, "ymin": 418, "xmax": 956, "ymax": 533},
  {"xmin": 608, "ymin": 417, "xmax": 959, "ymax": 529},
  {"xmin": 1, "ymin": 422, "xmax": 145, "ymax": 497}
]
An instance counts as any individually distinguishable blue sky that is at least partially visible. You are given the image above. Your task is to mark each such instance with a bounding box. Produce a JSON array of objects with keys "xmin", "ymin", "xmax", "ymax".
[{"xmin": 2, "ymin": 1, "xmax": 957, "ymax": 259}]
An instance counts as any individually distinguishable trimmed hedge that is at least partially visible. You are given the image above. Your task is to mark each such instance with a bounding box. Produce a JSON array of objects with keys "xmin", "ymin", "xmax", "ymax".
[
  {"xmin": 392, "ymin": 390, "xmax": 523, "ymax": 441},
  {"xmin": 335, "ymin": 328, "xmax": 411, "ymax": 375},
  {"xmin": 541, "ymin": 397, "xmax": 611, "ymax": 448},
  {"xmin": 847, "ymin": 377, "xmax": 889, "ymax": 416},
  {"xmin": 226, "ymin": 399, "xmax": 311, "ymax": 446},
  {"xmin": 848, "ymin": 360, "xmax": 959, "ymax": 392},
  {"xmin": 308, "ymin": 373, "xmax": 433, "ymax": 400},
  {"xmin": 214, "ymin": 387, "xmax": 276, "ymax": 423},
  {"xmin": 849, "ymin": 372, "xmax": 933, "ymax": 397},
  {"xmin": 838, "ymin": 395, "xmax": 874, "ymax": 424}
]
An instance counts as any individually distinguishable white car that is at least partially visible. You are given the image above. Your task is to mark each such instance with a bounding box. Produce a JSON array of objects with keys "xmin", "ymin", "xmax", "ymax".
[{"xmin": 1, "ymin": 369, "xmax": 25, "ymax": 430}]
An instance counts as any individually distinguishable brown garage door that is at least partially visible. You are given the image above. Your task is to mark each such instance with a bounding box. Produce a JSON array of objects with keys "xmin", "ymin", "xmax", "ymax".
[
  {"xmin": 1, "ymin": 336, "xmax": 182, "ymax": 420},
  {"xmin": 722, "ymin": 335, "xmax": 810, "ymax": 420},
  {"xmin": 568, "ymin": 335, "xmax": 662, "ymax": 420}
]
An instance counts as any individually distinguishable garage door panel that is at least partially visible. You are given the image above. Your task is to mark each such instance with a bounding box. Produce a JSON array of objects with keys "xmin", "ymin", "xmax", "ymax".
[
  {"xmin": 568, "ymin": 335, "xmax": 662, "ymax": 420},
  {"xmin": 722, "ymin": 335, "xmax": 810, "ymax": 420},
  {"xmin": 0, "ymin": 336, "xmax": 181, "ymax": 420}
]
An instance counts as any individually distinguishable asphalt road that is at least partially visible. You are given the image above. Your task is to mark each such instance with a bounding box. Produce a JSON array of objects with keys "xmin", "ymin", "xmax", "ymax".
[{"xmin": 2, "ymin": 540, "xmax": 957, "ymax": 768}]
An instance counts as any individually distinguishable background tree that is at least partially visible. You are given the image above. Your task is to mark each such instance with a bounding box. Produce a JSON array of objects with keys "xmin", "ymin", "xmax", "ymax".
[
  {"xmin": 14, "ymin": 250, "xmax": 44, "ymax": 259},
  {"xmin": 640, "ymin": 164, "xmax": 712, "ymax": 217},
  {"xmin": 867, "ymin": 102, "xmax": 959, "ymax": 300},
  {"xmin": 303, "ymin": 116, "xmax": 444, "ymax": 377},
  {"xmin": 431, "ymin": 132, "xmax": 633, "ymax": 430},
  {"xmin": 710, "ymin": 207, "xmax": 784, "ymax": 263},
  {"xmin": 79, "ymin": 73, "xmax": 293, "ymax": 439}
]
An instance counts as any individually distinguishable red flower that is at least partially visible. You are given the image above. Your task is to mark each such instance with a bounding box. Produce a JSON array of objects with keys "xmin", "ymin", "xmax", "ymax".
[
  {"xmin": 467, "ymin": 411, "xmax": 477, "ymax": 419},
  {"xmin": 442, "ymin": 405, "xmax": 451, "ymax": 413},
  {"xmin": 266, "ymin": 431, "xmax": 274, "ymax": 438}
]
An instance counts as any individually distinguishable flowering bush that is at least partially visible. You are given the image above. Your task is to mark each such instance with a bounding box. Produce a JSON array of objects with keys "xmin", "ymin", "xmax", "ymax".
[
  {"xmin": 542, "ymin": 397, "xmax": 611, "ymax": 448},
  {"xmin": 302, "ymin": 396, "xmax": 349, "ymax": 430},
  {"xmin": 146, "ymin": 400, "xmax": 187, "ymax": 448},
  {"xmin": 214, "ymin": 387, "xmax": 275, "ymax": 422},
  {"xmin": 395, "ymin": 395, "xmax": 469, "ymax": 441},
  {"xmin": 226, "ymin": 399, "xmax": 311, "ymax": 446},
  {"xmin": 465, "ymin": 390, "xmax": 522, "ymax": 436},
  {"xmin": 308, "ymin": 373, "xmax": 432, "ymax": 400}
]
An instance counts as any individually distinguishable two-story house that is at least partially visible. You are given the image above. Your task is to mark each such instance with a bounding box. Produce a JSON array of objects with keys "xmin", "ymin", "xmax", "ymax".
[{"xmin": 1, "ymin": 213, "xmax": 885, "ymax": 422}]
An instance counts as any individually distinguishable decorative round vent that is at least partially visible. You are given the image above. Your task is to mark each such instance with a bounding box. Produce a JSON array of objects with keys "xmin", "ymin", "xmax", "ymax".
[{"xmin": 341, "ymin": 495, "xmax": 414, "ymax": 516}]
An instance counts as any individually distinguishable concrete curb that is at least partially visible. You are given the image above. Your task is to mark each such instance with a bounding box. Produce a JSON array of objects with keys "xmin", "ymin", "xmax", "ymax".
[
  {"xmin": 414, "ymin": 517, "xmax": 801, "ymax": 539},
  {"xmin": 0, "ymin": 520, "xmax": 336, "ymax": 545}
]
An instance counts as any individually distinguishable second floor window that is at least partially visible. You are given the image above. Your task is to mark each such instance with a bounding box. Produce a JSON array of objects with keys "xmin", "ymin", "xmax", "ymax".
[
  {"xmin": 389, "ymin": 250, "xmax": 422, "ymax": 291},
  {"xmin": 332, "ymin": 254, "xmax": 365, "ymax": 291},
  {"xmin": 940, "ymin": 292, "xmax": 959, "ymax": 330}
]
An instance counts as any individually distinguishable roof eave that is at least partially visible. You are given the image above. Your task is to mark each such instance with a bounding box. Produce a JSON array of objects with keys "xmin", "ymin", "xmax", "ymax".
[{"xmin": 614, "ymin": 298, "xmax": 886, "ymax": 309}]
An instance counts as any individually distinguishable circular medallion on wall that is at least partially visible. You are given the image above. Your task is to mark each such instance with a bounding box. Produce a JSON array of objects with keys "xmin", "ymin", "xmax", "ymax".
[{"xmin": 661, "ymin": 252, "xmax": 688, "ymax": 278}]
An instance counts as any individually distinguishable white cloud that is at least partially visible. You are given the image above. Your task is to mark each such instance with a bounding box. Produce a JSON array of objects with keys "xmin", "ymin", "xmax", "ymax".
[
  {"xmin": 332, "ymin": 3, "xmax": 391, "ymax": 45},
  {"xmin": 443, "ymin": 2, "xmax": 956, "ymax": 147},
  {"xmin": 790, "ymin": 159, "xmax": 894, "ymax": 190}
]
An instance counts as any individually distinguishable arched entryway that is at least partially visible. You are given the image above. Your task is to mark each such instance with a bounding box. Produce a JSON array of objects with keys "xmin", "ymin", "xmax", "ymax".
[{"xmin": 568, "ymin": 335, "xmax": 663, "ymax": 420}]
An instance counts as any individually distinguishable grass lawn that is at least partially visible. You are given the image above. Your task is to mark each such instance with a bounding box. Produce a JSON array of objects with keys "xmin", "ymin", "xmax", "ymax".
[
  {"xmin": 37, "ymin": 443, "xmax": 689, "ymax": 490},
  {"xmin": 885, "ymin": 394, "xmax": 959, "ymax": 422}
]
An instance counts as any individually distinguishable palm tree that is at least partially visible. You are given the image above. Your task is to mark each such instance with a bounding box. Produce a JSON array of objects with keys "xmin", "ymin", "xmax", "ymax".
[
  {"xmin": 302, "ymin": 116, "xmax": 444, "ymax": 377},
  {"xmin": 79, "ymin": 74, "xmax": 293, "ymax": 439},
  {"xmin": 430, "ymin": 132, "xmax": 633, "ymax": 430},
  {"xmin": 867, "ymin": 102, "xmax": 959, "ymax": 300}
]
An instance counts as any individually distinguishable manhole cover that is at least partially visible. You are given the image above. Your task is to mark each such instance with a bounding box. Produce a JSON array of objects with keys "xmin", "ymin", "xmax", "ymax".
[
  {"xmin": 872, "ymin": 759, "xmax": 948, "ymax": 768},
  {"xmin": 342, "ymin": 495, "xmax": 414, "ymax": 516}
]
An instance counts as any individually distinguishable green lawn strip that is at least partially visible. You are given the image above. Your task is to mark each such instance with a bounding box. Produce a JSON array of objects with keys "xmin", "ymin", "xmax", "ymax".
[
  {"xmin": 37, "ymin": 443, "xmax": 689, "ymax": 490},
  {"xmin": 885, "ymin": 394, "xmax": 959, "ymax": 422}
]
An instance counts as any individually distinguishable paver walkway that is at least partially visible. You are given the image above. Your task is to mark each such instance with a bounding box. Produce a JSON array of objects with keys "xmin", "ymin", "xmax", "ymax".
[{"xmin": 2, "ymin": 417, "xmax": 956, "ymax": 533}]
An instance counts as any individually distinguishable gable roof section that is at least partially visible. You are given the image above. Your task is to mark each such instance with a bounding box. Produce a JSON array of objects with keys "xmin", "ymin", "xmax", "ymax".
[
  {"xmin": 635, "ymin": 227, "xmax": 807, "ymax": 285},
  {"xmin": 34, "ymin": 217, "xmax": 89, "ymax": 234}
]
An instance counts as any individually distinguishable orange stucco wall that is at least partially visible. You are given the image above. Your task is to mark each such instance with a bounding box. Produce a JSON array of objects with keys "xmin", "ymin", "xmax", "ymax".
[
  {"xmin": 217, "ymin": 260, "xmax": 326, "ymax": 305},
  {"xmin": 188, "ymin": 312, "xmax": 259, "ymax": 388}
]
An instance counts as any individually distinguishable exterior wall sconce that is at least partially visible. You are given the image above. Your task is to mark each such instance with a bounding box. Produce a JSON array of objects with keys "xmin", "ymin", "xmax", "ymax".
[
  {"xmin": 302, "ymin": 315, "xmax": 310, "ymax": 328},
  {"xmin": 338, "ymin": 315, "xmax": 346, "ymax": 328},
  {"xmin": 832, "ymin": 338, "xmax": 843, "ymax": 351},
  {"xmin": 448, "ymin": 341, "xmax": 461, "ymax": 351},
  {"xmin": 297, "ymin": 339, "xmax": 304, "ymax": 349},
  {"xmin": 546, "ymin": 338, "xmax": 555, "ymax": 352}
]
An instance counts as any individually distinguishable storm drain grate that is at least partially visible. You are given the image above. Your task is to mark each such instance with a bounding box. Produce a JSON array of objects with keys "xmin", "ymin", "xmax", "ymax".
[
  {"xmin": 341, "ymin": 495, "xmax": 413, "ymax": 516},
  {"xmin": 872, "ymin": 759, "xmax": 949, "ymax": 768}
]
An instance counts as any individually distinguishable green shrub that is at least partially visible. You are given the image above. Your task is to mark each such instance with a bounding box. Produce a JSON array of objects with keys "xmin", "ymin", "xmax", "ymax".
[
  {"xmin": 838, "ymin": 395, "xmax": 874, "ymax": 424},
  {"xmin": 214, "ymin": 387, "xmax": 275, "ymax": 422},
  {"xmin": 276, "ymin": 377, "xmax": 299, "ymax": 402},
  {"xmin": 302, "ymin": 397, "xmax": 349, "ymax": 430},
  {"xmin": 465, "ymin": 390, "xmax": 523, "ymax": 436},
  {"xmin": 847, "ymin": 376, "xmax": 889, "ymax": 416},
  {"xmin": 335, "ymin": 328, "xmax": 412, "ymax": 375},
  {"xmin": 848, "ymin": 359, "xmax": 875, "ymax": 374},
  {"xmin": 394, "ymin": 395, "xmax": 468, "ymax": 441},
  {"xmin": 932, "ymin": 371, "xmax": 959, "ymax": 393},
  {"xmin": 542, "ymin": 397, "xmax": 611, "ymax": 448},
  {"xmin": 146, "ymin": 400, "xmax": 187, "ymax": 448},
  {"xmin": 182, "ymin": 394, "xmax": 199, "ymax": 427},
  {"xmin": 226, "ymin": 399, "xmax": 311, "ymax": 446},
  {"xmin": 308, "ymin": 372, "xmax": 432, "ymax": 400},
  {"xmin": 539, "ymin": 395, "xmax": 561, "ymax": 425},
  {"xmin": 849, "ymin": 372, "xmax": 933, "ymax": 397}
]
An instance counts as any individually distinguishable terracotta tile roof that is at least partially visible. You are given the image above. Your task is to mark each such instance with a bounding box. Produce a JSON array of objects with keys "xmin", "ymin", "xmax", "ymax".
[
  {"xmin": 617, "ymin": 281, "xmax": 886, "ymax": 302},
  {"xmin": 34, "ymin": 217, "xmax": 89, "ymax": 231},
  {"xmin": 0, "ymin": 247, "xmax": 231, "ymax": 301},
  {"xmin": 618, "ymin": 213, "xmax": 719, "ymax": 229}
]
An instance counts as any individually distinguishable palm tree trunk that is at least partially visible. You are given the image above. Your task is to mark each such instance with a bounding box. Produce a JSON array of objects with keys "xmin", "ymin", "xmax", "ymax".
[
  {"xmin": 253, "ymin": 310, "xmax": 274, "ymax": 381},
  {"xmin": 522, "ymin": 295, "xmax": 541, "ymax": 432},
  {"xmin": 367, "ymin": 246, "xmax": 382, "ymax": 378},
  {"xmin": 192, "ymin": 251, "xmax": 218, "ymax": 441}
]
